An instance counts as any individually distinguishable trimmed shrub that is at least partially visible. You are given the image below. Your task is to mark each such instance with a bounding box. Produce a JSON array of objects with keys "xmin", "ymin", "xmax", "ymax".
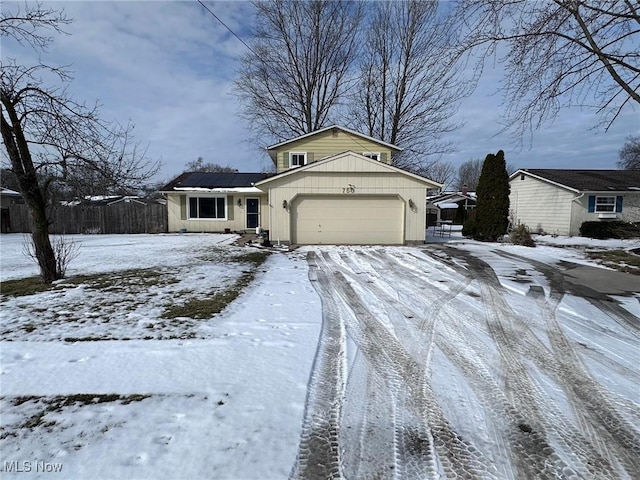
[
  {"xmin": 579, "ymin": 221, "xmax": 640, "ymax": 239},
  {"xmin": 464, "ymin": 150, "xmax": 510, "ymax": 241},
  {"xmin": 461, "ymin": 217, "xmax": 478, "ymax": 238},
  {"xmin": 509, "ymin": 224, "xmax": 536, "ymax": 247}
]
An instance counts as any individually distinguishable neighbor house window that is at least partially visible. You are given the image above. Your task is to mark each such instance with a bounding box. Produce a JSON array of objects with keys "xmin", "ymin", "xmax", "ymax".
[
  {"xmin": 595, "ymin": 196, "xmax": 615, "ymax": 213},
  {"xmin": 363, "ymin": 152, "xmax": 380, "ymax": 161},
  {"xmin": 290, "ymin": 152, "xmax": 307, "ymax": 168},
  {"xmin": 188, "ymin": 196, "xmax": 226, "ymax": 219}
]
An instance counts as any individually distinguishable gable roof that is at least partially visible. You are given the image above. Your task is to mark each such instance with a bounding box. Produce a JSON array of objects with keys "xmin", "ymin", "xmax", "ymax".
[
  {"xmin": 266, "ymin": 125, "xmax": 403, "ymax": 152},
  {"xmin": 511, "ymin": 169, "xmax": 640, "ymax": 193},
  {"xmin": 255, "ymin": 151, "xmax": 441, "ymax": 188},
  {"xmin": 160, "ymin": 172, "xmax": 271, "ymax": 192}
]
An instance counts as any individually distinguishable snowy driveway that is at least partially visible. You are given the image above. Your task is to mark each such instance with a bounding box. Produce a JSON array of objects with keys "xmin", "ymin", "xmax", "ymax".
[
  {"xmin": 291, "ymin": 246, "xmax": 640, "ymax": 480},
  {"xmin": 1, "ymin": 235, "xmax": 639, "ymax": 479}
]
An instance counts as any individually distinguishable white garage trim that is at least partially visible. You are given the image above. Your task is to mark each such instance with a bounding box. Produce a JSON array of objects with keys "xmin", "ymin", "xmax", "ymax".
[{"xmin": 290, "ymin": 194, "xmax": 405, "ymax": 245}]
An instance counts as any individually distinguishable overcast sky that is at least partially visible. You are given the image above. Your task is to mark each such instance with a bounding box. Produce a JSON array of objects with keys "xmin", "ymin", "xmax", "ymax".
[{"xmin": 2, "ymin": 0, "xmax": 638, "ymax": 185}]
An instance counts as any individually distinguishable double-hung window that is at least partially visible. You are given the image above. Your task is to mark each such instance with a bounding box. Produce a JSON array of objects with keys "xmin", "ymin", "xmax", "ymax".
[
  {"xmin": 188, "ymin": 196, "xmax": 226, "ymax": 219},
  {"xmin": 363, "ymin": 152, "xmax": 380, "ymax": 161},
  {"xmin": 588, "ymin": 195, "xmax": 623, "ymax": 214},
  {"xmin": 290, "ymin": 152, "xmax": 307, "ymax": 168},
  {"xmin": 594, "ymin": 196, "xmax": 615, "ymax": 213}
]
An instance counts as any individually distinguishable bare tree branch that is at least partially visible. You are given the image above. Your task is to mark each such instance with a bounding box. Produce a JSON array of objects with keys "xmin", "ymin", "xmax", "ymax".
[
  {"xmin": 1, "ymin": 4, "xmax": 158, "ymax": 282},
  {"xmin": 235, "ymin": 0, "xmax": 363, "ymax": 155},
  {"xmin": 0, "ymin": 1, "xmax": 71, "ymax": 51},
  {"xmin": 450, "ymin": 0, "xmax": 640, "ymax": 138},
  {"xmin": 348, "ymin": 0, "xmax": 471, "ymax": 171},
  {"xmin": 618, "ymin": 134, "xmax": 640, "ymax": 170}
]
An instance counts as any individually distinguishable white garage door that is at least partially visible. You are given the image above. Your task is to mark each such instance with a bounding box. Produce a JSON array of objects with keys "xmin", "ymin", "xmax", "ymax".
[{"xmin": 291, "ymin": 195, "xmax": 404, "ymax": 245}]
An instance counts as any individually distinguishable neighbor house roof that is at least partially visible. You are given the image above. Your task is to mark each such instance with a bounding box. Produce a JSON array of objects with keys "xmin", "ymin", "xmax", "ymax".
[
  {"xmin": 511, "ymin": 169, "xmax": 640, "ymax": 193},
  {"xmin": 266, "ymin": 125, "xmax": 403, "ymax": 152},
  {"xmin": 160, "ymin": 172, "xmax": 271, "ymax": 193}
]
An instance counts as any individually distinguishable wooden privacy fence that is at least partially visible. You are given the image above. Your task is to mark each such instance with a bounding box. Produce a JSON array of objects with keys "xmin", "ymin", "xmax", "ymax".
[{"xmin": 6, "ymin": 203, "xmax": 167, "ymax": 234}]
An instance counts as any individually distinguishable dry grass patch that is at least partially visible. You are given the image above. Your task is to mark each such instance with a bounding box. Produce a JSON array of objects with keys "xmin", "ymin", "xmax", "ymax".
[
  {"xmin": 586, "ymin": 249, "xmax": 640, "ymax": 275},
  {"xmin": 0, "ymin": 276, "xmax": 53, "ymax": 297},
  {"xmin": 162, "ymin": 249, "xmax": 270, "ymax": 319}
]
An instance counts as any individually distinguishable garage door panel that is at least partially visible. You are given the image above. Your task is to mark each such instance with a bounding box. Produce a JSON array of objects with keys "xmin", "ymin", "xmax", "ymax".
[{"xmin": 292, "ymin": 195, "xmax": 403, "ymax": 244}]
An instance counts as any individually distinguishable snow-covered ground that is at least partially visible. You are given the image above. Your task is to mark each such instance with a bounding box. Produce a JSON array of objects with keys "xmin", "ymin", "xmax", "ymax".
[
  {"xmin": 1, "ymin": 234, "xmax": 321, "ymax": 479},
  {"xmin": 1, "ymin": 232, "xmax": 639, "ymax": 479}
]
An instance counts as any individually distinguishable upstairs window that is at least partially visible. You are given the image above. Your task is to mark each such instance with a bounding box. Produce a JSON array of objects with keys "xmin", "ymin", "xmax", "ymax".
[
  {"xmin": 363, "ymin": 152, "xmax": 380, "ymax": 161},
  {"xmin": 290, "ymin": 152, "xmax": 307, "ymax": 168},
  {"xmin": 189, "ymin": 196, "xmax": 226, "ymax": 219}
]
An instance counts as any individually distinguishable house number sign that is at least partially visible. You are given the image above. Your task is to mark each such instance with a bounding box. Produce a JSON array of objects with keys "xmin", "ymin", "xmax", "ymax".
[{"xmin": 342, "ymin": 184, "xmax": 356, "ymax": 194}]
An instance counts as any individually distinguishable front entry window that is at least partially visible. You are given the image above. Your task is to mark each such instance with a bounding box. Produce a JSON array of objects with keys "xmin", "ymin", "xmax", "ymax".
[{"xmin": 246, "ymin": 198, "xmax": 259, "ymax": 228}]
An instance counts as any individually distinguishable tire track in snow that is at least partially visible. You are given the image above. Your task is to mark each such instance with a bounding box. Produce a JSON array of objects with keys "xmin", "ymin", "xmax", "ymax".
[
  {"xmin": 440, "ymin": 248, "xmax": 592, "ymax": 478},
  {"xmin": 432, "ymin": 298, "xmax": 621, "ymax": 480},
  {"xmin": 340, "ymin": 349, "xmax": 397, "ymax": 479},
  {"xmin": 493, "ymin": 250, "xmax": 640, "ymax": 476},
  {"xmin": 447, "ymin": 247, "xmax": 640, "ymax": 478},
  {"xmin": 297, "ymin": 246, "xmax": 638, "ymax": 479},
  {"xmin": 319, "ymin": 249, "xmax": 493, "ymax": 479},
  {"xmin": 290, "ymin": 251, "xmax": 347, "ymax": 480}
]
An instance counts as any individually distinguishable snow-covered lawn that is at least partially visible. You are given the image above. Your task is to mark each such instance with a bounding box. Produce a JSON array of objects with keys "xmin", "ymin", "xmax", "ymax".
[
  {"xmin": 1, "ymin": 232, "xmax": 639, "ymax": 479},
  {"xmin": 1, "ymin": 234, "xmax": 321, "ymax": 479}
]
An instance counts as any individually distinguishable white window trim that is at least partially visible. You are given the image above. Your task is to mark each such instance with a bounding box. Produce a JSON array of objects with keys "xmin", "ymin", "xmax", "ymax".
[
  {"xmin": 362, "ymin": 152, "xmax": 381, "ymax": 161},
  {"xmin": 594, "ymin": 196, "xmax": 615, "ymax": 213},
  {"xmin": 289, "ymin": 152, "xmax": 307, "ymax": 168},
  {"xmin": 188, "ymin": 195, "xmax": 227, "ymax": 221}
]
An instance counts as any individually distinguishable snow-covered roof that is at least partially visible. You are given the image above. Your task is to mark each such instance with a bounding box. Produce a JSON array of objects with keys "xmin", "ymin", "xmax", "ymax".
[
  {"xmin": 434, "ymin": 202, "xmax": 459, "ymax": 209},
  {"xmin": 1, "ymin": 188, "xmax": 21, "ymax": 196}
]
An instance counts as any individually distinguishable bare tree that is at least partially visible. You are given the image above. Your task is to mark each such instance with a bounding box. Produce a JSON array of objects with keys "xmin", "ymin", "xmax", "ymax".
[
  {"xmin": 414, "ymin": 160, "xmax": 455, "ymax": 190},
  {"xmin": 456, "ymin": 158, "xmax": 483, "ymax": 191},
  {"xmin": 618, "ymin": 135, "xmax": 640, "ymax": 170},
  {"xmin": 450, "ymin": 0, "xmax": 640, "ymax": 137},
  {"xmin": 1, "ymin": 3, "xmax": 158, "ymax": 283},
  {"xmin": 235, "ymin": 0, "xmax": 363, "ymax": 158},
  {"xmin": 184, "ymin": 157, "xmax": 237, "ymax": 173},
  {"xmin": 350, "ymin": 0, "xmax": 469, "ymax": 170}
]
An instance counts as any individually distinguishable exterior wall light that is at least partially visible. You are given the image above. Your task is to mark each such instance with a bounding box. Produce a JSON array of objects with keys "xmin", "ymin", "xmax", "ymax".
[
  {"xmin": 282, "ymin": 199, "xmax": 288, "ymax": 209},
  {"xmin": 237, "ymin": 198, "xmax": 242, "ymax": 207},
  {"xmin": 409, "ymin": 199, "xmax": 416, "ymax": 209}
]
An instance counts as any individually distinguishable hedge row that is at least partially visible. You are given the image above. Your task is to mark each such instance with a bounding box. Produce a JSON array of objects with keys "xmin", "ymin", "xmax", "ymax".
[{"xmin": 579, "ymin": 221, "xmax": 640, "ymax": 239}]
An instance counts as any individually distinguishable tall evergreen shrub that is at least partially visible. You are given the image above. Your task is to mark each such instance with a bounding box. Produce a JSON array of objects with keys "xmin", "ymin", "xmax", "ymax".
[{"xmin": 464, "ymin": 150, "xmax": 510, "ymax": 241}]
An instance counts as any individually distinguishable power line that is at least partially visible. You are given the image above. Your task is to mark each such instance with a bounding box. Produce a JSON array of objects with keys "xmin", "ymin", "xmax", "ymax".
[{"xmin": 196, "ymin": 0, "xmax": 257, "ymax": 56}]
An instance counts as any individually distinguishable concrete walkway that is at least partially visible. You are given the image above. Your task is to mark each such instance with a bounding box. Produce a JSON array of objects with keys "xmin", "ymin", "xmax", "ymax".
[{"xmin": 562, "ymin": 263, "xmax": 640, "ymax": 297}]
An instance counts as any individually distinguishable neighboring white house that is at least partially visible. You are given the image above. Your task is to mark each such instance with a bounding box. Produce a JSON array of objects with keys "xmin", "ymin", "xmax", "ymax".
[
  {"xmin": 161, "ymin": 125, "xmax": 442, "ymax": 245},
  {"xmin": 509, "ymin": 169, "xmax": 640, "ymax": 236}
]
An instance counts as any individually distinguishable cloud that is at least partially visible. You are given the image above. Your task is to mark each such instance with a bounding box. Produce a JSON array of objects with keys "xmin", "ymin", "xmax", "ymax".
[{"xmin": 2, "ymin": 1, "xmax": 638, "ymax": 185}]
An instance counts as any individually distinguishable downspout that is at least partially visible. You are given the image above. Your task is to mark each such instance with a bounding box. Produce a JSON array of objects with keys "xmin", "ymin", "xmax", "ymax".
[{"xmin": 570, "ymin": 192, "xmax": 586, "ymax": 236}]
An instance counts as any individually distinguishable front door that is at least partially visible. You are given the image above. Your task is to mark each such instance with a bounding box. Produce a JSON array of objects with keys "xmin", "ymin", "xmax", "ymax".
[{"xmin": 246, "ymin": 198, "xmax": 260, "ymax": 229}]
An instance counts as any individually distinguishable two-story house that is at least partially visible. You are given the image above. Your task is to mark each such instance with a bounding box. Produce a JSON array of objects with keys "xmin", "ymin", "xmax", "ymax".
[{"xmin": 161, "ymin": 125, "xmax": 441, "ymax": 244}]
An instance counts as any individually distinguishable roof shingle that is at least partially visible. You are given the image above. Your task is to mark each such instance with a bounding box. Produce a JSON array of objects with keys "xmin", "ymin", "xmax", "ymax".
[{"xmin": 520, "ymin": 169, "xmax": 640, "ymax": 192}]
